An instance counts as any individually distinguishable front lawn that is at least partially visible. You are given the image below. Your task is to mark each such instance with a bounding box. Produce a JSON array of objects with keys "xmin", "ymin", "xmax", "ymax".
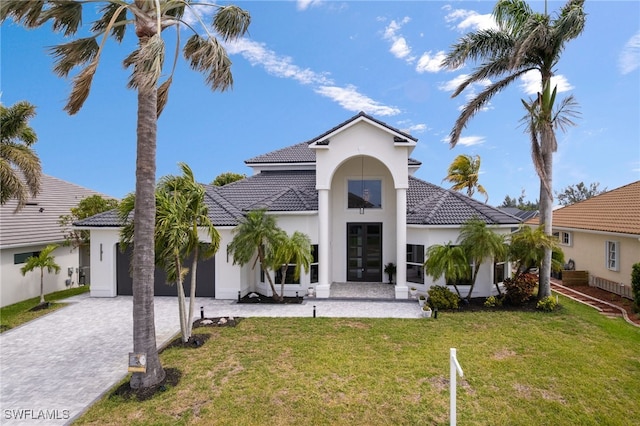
[
  {"xmin": 0, "ymin": 286, "xmax": 89, "ymax": 332},
  {"xmin": 77, "ymin": 295, "xmax": 639, "ymax": 425}
]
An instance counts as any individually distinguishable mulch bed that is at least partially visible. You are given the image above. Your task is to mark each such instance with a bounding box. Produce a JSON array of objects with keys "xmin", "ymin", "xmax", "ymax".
[
  {"xmin": 237, "ymin": 292, "xmax": 304, "ymax": 304},
  {"xmin": 563, "ymin": 285, "xmax": 640, "ymax": 326},
  {"xmin": 110, "ymin": 368, "xmax": 182, "ymax": 402},
  {"xmin": 28, "ymin": 302, "xmax": 51, "ymax": 312}
]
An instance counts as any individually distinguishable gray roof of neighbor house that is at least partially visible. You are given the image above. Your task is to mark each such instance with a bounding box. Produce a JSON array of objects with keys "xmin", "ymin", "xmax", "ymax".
[
  {"xmin": 498, "ymin": 207, "xmax": 539, "ymax": 222},
  {"xmin": 76, "ymin": 171, "xmax": 520, "ymax": 228},
  {"xmin": 0, "ymin": 174, "xmax": 109, "ymax": 249}
]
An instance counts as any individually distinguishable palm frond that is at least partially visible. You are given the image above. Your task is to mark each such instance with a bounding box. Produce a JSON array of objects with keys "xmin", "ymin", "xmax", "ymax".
[
  {"xmin": 449, "ymin": 70, "xmax": 529, "ymax": 147},
  {"xmin": 213, "ymin": 5, "xmax": 251, "ymax": 42},
  {"xmin": 0, "ymin": 0, "xmax": 46, "ymax": 28},
  {"xmin": 493, "ymin": 0, "xmax": 533, "ymax": 35},
  {"xmin": 126, "ymin": 33, "xmax": 165, "ymax": 91},
  {"xmin": 1, "ymin": 101, "xmax": 38, "ymax": 145},
  {"xmin": 442, "ymin": 29, "xmax": 512, "ymax": 71},
  {"xmin": 64, "ymin": 61, "xmax": 98, "ymax": 115},
  {"xmin": 49, "ymin": 37, "xmax": 99, "ymax": 78},
  {"xmin": 38, "ymin": 0, "xmax": 83, "ymax": 36},
  {"xmin": 183, "ymin": 34, "xmax": 233, "ymax": 92},
  {"xmin": 91, "ymin": 2, "xmax": 129, "ymax": 42},
  {"xmin": 553, "ymin": 0, "xmax": 587, "ymax": 42},
  {"xmin": 157, "ymin": 77, "xmax": 173, "ymax": 116}
]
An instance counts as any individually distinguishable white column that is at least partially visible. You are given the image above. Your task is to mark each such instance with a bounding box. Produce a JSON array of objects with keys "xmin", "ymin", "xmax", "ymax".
[
  {"xmin": 315, "ymin": 189, "xmax": 331, "ymax": 298},
  {"xmin": 395, "ymin": 187, "xmax": 408, "ymax": 299}
]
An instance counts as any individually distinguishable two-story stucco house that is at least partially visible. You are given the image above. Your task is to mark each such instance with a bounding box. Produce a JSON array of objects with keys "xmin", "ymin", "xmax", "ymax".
[{"xmin": 78, "ymin": 113, "xmax": 521, "ymax": 300}]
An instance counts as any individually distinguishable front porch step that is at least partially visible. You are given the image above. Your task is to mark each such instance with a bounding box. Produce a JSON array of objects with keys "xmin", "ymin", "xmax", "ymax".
[{"xmin": 329, "ymin": 282, "xmax": 396, "ymax": 299}]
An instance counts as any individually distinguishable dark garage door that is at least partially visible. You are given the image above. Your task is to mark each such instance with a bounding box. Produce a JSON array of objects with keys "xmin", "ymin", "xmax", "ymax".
[{"xmin": 116, "ymin": 244, "xmax": 215, "ymax": 297}]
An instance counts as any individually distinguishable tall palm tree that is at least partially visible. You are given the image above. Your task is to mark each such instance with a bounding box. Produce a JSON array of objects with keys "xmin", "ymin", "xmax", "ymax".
[
  {"xmin": 441, "ymin": 0, "xmax": 586, "ymax": 300},
  {"xmin": 0, "ymin": 101, "xmax": 42, "ymax": 211},
  {"xmin": 458, "ymin": 218, "xmax": 507, "ymax": 300},
  {"xmin": 227, "ymin": 209, "xmax": 282, "ymax": 300},
  {"xmin": 20, "ymin": 244, "xmax": 61, "ymax": 305},
  {"xmin": 272, "ymin": 231, "xmax": 313, "ymax": 300},
  {"xmin": 4, "ymin": 0, "xmax": 251, "ymax": 388},
  {"xmin": 443, "ymin": 154, "xmax": 488, "ymax": 202},
  {"xmin": 423, "ymin": 242, "xmax": 470, "ymax": 298}
]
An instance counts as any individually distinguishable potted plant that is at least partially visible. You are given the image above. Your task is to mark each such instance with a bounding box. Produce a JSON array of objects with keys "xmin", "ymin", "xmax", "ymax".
[
  {"xmin": 384, "ymin": 262, "xmax": 396, "ymax": 284},
  {"xmin": 422, "ymin": 304, "xmax": 433, "ymax": 318},
  {"xmin": 418, "ymin": 294, "xmax": 426, "ymax": 307},
  {"xmin": 409, "ymin": 287, "xmax": 418, "ymax": 297}
]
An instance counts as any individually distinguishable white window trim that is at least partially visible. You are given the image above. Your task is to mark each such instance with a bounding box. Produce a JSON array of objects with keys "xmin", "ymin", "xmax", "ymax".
[
  {"xmin": 553, "ymin": 231, "xmax": 572, "ymax": 246},
  {"xmin": 605, "ymin": 240, "xmax": 619, "ymax": 272}
]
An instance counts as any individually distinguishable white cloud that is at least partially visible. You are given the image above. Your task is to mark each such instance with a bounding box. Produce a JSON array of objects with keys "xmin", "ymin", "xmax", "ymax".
[
  {"xmin": 441, "ymin": 135, "xmax": 485, "ymax": 147},
  {"xmin": 415, "ymin": 51, "xmax": 447, "ymax": 73},
  {"xmin": 443, "ymin": 6, "xmax": 497, "ymax": 32},
  {"xmin": 458, "ymin": 136, "xmax": 486, "ymax": 147},
  {"xmin": 382, "ymin": 17, "xmax": 415, "ymax": 63},
  {"xmin": 519, "ymin": 70, "xmax": 573, "ymax": 95},
  {"xmin": 315, "ymin": 85, "xmax": 400, "ymax": 116},
  {"xmin": 297, "ymin": 0, "xmax": 323, "ymax": 11},
  {"xmin": 225, "ymin": 38, "xmax": 332, "ymax": 86},
  {"xmin": 438, "ymin": 74, "xmax": 491, "ymax": 93},
  {"xmin": 619, "ymin": 31, "xmax": 640, "ymax": 75}
]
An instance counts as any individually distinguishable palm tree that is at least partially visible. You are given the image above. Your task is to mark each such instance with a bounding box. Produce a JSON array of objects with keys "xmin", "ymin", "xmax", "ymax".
[
  {"xmin": 156, "ymin": 163, "xmax": 220, "ymax": 342},
  {"xmin": 0, "ymin": 101, "xmax": 42, "ymax": 211},
  {"xmin": 272, "ymin": 231, "xmax": 313, "ymax": 299},
  {"xmin": 441, "ymin": 0, "xmax": 586, "ymax": 300},
  {"xmin": 227, "ymin": 209, "xmax": 282, "ymax": 300},
  {"xmin": 458, "ymin": 218, "xmax": 507, "ymax": 301},
  {"xmin": 120, "ymin": 163, "xmax": 220, "ymax": 343},
  {"xmin": 20, "ymin": 244, "xmax": 61, "ymax": 305},
  {"xmin": 423, "ymin": 242, "xmax": 470, "ymax": 298},
  {"xmin": 2, "ymin": 1, "xmax": 250, "ymax": 388},
  {"xmin": 443, "ymin": 154, "xmax": 488, "ymax": 202},
  {"xmin": 508, "ymin": 225, "xmax": 563, "ymax": 276}
]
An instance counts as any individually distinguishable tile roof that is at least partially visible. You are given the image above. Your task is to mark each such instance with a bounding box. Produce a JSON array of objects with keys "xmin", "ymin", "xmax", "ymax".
[
  {"xmin": 77, "ymin": 171, "xmax": 520, "ymax": 228},
  {"xmin": 245, "ymin": 112, "xmax": 421, "ymax": 167},
  {"xmin": 407, "ymin": 177, "xmax": 521, "ymax": 226},
  {"xmin": 1, "ymin": 175, "xmax": 110, "ymax": 248},
  {"xmin": 245, "ymin": 140, "xmax": 422, "ymax": 167},
  {"xmin": 528, "ymin": 181, "xmax": 640, "ymax": 235}
]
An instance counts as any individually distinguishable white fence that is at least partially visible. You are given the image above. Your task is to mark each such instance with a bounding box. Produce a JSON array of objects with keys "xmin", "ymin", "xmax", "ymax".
[{"xmin": 589, "ymin": 275, "xmax": 633, "ymax": 300}]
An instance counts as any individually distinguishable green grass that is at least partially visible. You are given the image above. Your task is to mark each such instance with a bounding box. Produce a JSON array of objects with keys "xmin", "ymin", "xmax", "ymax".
[
  {"xmin": 0, "ymin": 286, "xmax": 89, "ymax": 332},
  {"xmin": 77, "ymin": 295, "xmax": 640, "ymax": 425}
]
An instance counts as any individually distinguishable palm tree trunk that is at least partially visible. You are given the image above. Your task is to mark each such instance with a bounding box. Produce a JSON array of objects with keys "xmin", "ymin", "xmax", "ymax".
[
  {"xmin": 466, "ymin": 264, "xmax": 481, "ymax": 301},
  {"xmin": 280, "ymin": 265, "xmax": 288, "ymax": 300},
  {"xmin": 175, "ymin": 253, "xmax": 188, "ymax": 343},
  {"xmin": 186, "ymin": 245, "xmax": 198, "ymax": 339},
  {"xmin": 40, "ymin": 268, "xmax": 45, "ymax": 304},
  {"xmin": 258, "ymin": 247, "xmax": 281, "ymax": 300},
  {"xmin": 130, "ymin": 83, "xmax": 165, "ymax": 389},
  {"xmin": 538, "ymin": 150, "xmax": 554, "ymax": 299}
]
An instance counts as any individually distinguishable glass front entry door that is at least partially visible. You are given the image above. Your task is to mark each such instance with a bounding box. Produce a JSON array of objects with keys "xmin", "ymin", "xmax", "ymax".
[{"xmin": 347, "ymin": 223, "xmax": 382, "ymax": 282}]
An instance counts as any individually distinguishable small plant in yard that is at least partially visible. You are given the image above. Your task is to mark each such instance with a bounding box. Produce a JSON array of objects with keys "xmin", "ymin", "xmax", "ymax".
[
  {"xmin": 503, "ymin": 273, "xmax": 538, "ymax": 305},
  {"xmin": 427, "ymin": 285, "xmax": 459, "ymax": 310},
  {"xmin": 484, "ymin": 295, "xmax": 503, "ymax": 308},
  {"xmin": 384, "ymin": 262, "xmax": 396, "ymax": 284},
  {"xmin": 632, "ymin": 262, "xmax": 640, "ymax": 313},
  {"xmin": 536, "ymin": 295, "xmax": 558, "ymax": 312}
]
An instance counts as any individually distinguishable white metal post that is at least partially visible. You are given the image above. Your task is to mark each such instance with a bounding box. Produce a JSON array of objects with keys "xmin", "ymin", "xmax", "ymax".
[{"xmin": 450, "ymin": 348, "xmax": 464, "ymax": 426}]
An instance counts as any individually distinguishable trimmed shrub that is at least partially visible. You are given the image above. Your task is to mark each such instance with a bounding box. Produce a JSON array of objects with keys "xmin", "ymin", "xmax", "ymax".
[
  {"xmin": 536, "ymin": 295, "xmax": 558, "ymax": 312},
  {"xmin": 503, "ymin": 273, "xmax": 538, "ymax": 305},
  {"xmin": 427, "ymin": 285, "xmax": 459, "ymax": 310},
  {"xmin": 632, "ymin": 263, "xmax": 640, "ymax": 313},
  {"xmin": 484, "ymin": 295, "xmax": 503, "ymax": 308}
]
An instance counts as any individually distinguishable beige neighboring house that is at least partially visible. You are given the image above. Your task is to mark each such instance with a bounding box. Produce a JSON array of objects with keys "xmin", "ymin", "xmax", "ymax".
[
  {"xmin": 0, "ymin": 174, "xmax": 106, "ymax": 307},
  {"xmin": 530, "ymin": 181, "xmax": 640, "ymax": 291}
]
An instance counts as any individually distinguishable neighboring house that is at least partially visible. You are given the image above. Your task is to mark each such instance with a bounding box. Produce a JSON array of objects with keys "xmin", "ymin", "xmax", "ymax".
[
  {"xmin": 528, "ymin": 181, "xmax": 640, "ymax": 289},
  {"xmin": 78, "ymin": 112, "xmax": 521, "ymax": 300},
  {"xmin": 498, "ymin": 207, "xmax": 538, "ymax": 223},
  {"xmin": 0, "ymin": 175, "xmax": 106, "ymax": 307}
]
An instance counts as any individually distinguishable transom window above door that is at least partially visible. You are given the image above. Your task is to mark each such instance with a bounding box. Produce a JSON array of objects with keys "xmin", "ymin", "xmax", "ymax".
[{"xmin": 348, "ymin": 179, "xmax": 382, "ymax": 209}]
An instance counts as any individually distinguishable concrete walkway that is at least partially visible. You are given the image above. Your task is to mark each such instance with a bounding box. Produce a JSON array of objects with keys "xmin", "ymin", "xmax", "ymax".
[{"xmin": 0, "ymin": 294, "xmax": 421, "ymax": 425}]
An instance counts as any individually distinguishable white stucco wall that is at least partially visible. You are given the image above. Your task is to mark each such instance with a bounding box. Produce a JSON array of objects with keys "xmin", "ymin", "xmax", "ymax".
[
  {"xmin": 88, "ymin": 228, "xmax": 120, "ymax": 298},
  {"xmin": 407, "ymin": 226, "xmax": 512, "ymax": 298},
  {"xmin": 1, "ymin": 244, "xmax": 80, "ymax": 307},
  {"xmin": 555, "ymin": 229, "xmax": 640, "ymax": 286}
]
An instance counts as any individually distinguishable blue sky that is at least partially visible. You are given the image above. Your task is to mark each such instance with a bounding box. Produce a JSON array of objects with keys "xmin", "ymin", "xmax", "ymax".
[{"xmin": 2, "ymin": 0, "xmax": 639, "ymax": 206}]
